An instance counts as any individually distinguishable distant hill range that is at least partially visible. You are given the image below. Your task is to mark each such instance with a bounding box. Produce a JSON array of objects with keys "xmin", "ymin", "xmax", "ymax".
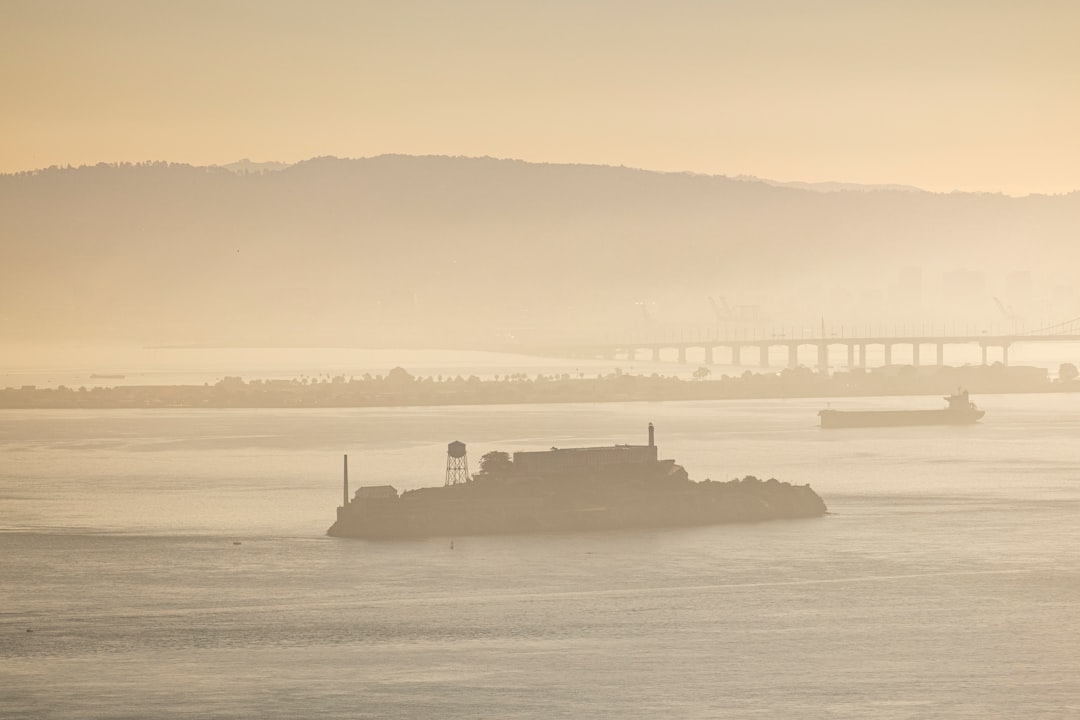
[
  {"xmin": 219, "ymin": 159, "xmax": 291, "ymax": 175},
  {"xmin": 735, "ymin": 175, "xmax": 925, "ymax": 194},
  {"xmin": 1, "ymin": 155, "xmax": 1077, "ymax": 348}
]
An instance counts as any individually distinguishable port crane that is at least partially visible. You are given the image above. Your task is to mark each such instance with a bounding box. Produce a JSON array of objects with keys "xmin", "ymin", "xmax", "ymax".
[{"xmin": 708, "ymin": 295, "xmax": 768, "ymax": 324}]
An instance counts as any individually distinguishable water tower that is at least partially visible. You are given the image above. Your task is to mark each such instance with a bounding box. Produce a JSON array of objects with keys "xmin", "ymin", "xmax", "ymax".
[{"xmin": 445, "ymin": 441, "xmax": 470, "ymax": 486}]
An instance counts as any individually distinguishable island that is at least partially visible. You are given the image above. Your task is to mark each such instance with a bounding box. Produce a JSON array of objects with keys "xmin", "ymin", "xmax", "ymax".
[{"xmin": 328, "ymin": 424, "xmax": 827, "ymax": 539}]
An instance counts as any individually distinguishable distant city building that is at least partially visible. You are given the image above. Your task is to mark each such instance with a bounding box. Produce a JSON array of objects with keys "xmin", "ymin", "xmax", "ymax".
[
  {"xmin": 1006, "ymin": 271, "xmax": 1033, "ymax": 306},
  {"xmin": 889, "ymin": 266, "xmax": 923, "ymax": 316},
  {"xmin": 941, "ymin": 268, "xmax": 987, "ymax": 312}
]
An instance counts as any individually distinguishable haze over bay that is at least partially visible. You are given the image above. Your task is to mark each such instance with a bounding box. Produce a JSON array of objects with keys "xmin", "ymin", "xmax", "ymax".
[
  {"xmin": 2, "ymin": 2, "xmax": 1079, "ymax": 719},
  {"xmin": 3, "ymin": 156, "xmax": 1079, "ymax": 351}
]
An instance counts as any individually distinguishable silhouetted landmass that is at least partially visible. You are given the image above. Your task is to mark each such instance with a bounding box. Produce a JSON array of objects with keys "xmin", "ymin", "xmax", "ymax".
[
  {"xmin": 329, "ymin": 429, "xmax": 826, "ymax": 539},
  {"xmin": 330, "ymin": 465, "xmax": 827, "ymax": 539},
  {"xmin": 3, "ymin": 364, "xmax": 1076, "ymax": 409},
  {"xmin": 2, "ymin": 156, "xmax": 1079, "ymax": 348}
]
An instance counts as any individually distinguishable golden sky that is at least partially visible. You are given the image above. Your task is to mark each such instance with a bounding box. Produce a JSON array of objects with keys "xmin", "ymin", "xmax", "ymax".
[{"xmin": 2, "ymin": 0, "xmax": 1078, "ymax": 194}]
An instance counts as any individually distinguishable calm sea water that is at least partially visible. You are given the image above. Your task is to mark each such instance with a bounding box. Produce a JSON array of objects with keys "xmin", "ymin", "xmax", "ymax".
[{"xmin": 2, "ymin": 395, "xmax": 1078, "ymax": 719}]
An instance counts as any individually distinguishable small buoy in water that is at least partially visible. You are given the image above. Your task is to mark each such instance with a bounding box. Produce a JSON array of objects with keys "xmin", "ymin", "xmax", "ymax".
[
  {"xmin": 26, "ymin": 628, "xmax": 33, "ymax": 633},
  {"xmin": 233, "ymin": 541, "xmax": 242, "ymax": 546},
  {"xmin": 450, "ymin": 540, "xmax": 454, "ymax": 550}
]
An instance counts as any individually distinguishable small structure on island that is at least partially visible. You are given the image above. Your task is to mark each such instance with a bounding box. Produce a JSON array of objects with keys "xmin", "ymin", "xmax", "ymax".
[
  {"xmin": 445, "ymin": 440, "xmax": 469, "ymax": 486},
  {"xmin": 342, "ymin": 454, "xmax": 349, "ymax": 506},
  {"xmin": 336, "ymin": 454, "xmax": 398, "ymax": 525}
]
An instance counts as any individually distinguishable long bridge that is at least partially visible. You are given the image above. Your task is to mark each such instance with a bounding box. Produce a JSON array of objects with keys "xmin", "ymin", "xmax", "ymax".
[{"xmin": 535, "ymin": 318, "xmax": 1080, "ymax": 374}]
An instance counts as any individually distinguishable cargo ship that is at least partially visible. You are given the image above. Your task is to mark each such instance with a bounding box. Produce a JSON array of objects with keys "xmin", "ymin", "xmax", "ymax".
[
  {"xmin": 328, "ymin": 424, "xmax": 827, "ymax": 539},
  {"xmin": 818, "ymin": 390, "xmax": 985, "ymax": 429}
]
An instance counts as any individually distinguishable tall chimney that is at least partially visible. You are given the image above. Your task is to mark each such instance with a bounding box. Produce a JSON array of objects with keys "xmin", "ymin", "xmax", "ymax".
[
  {"xmin": 343, "ymin": 454, "xmax": 349, "ymax": 506},
  {"xmin": 648, "ymin": 422, "xmax": 655, "ymax": 447}
]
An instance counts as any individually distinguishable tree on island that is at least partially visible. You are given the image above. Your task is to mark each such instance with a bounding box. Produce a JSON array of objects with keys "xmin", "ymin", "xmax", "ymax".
[
  {"xmin": 477, "ymin": 450, "xmax": 514, "ymax": 478},
  {"xmin": 693, "ymin": 366, "xmax": 711, "ymax": 381},
  {"xmin": 385, "ymin": 367, "xmax": 415, "ymax": 387}
]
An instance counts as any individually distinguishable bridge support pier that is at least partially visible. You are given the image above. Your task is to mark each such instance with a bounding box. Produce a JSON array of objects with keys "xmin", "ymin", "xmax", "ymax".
[{"xmin": 542, "ymin": 329, "xmax": 1074, "ymax": 371}]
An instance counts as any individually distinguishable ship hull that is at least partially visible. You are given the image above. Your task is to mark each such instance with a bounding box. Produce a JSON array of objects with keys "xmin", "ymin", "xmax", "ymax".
[{"xmin": 818, "ymin": 408, "xmax": 985, "ymax": 429}]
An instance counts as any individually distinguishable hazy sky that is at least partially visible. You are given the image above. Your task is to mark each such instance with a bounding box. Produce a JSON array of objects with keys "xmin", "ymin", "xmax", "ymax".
[{"xmin": 2, "ymin": 0, "xmax": 1078, "ymax": 194}]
